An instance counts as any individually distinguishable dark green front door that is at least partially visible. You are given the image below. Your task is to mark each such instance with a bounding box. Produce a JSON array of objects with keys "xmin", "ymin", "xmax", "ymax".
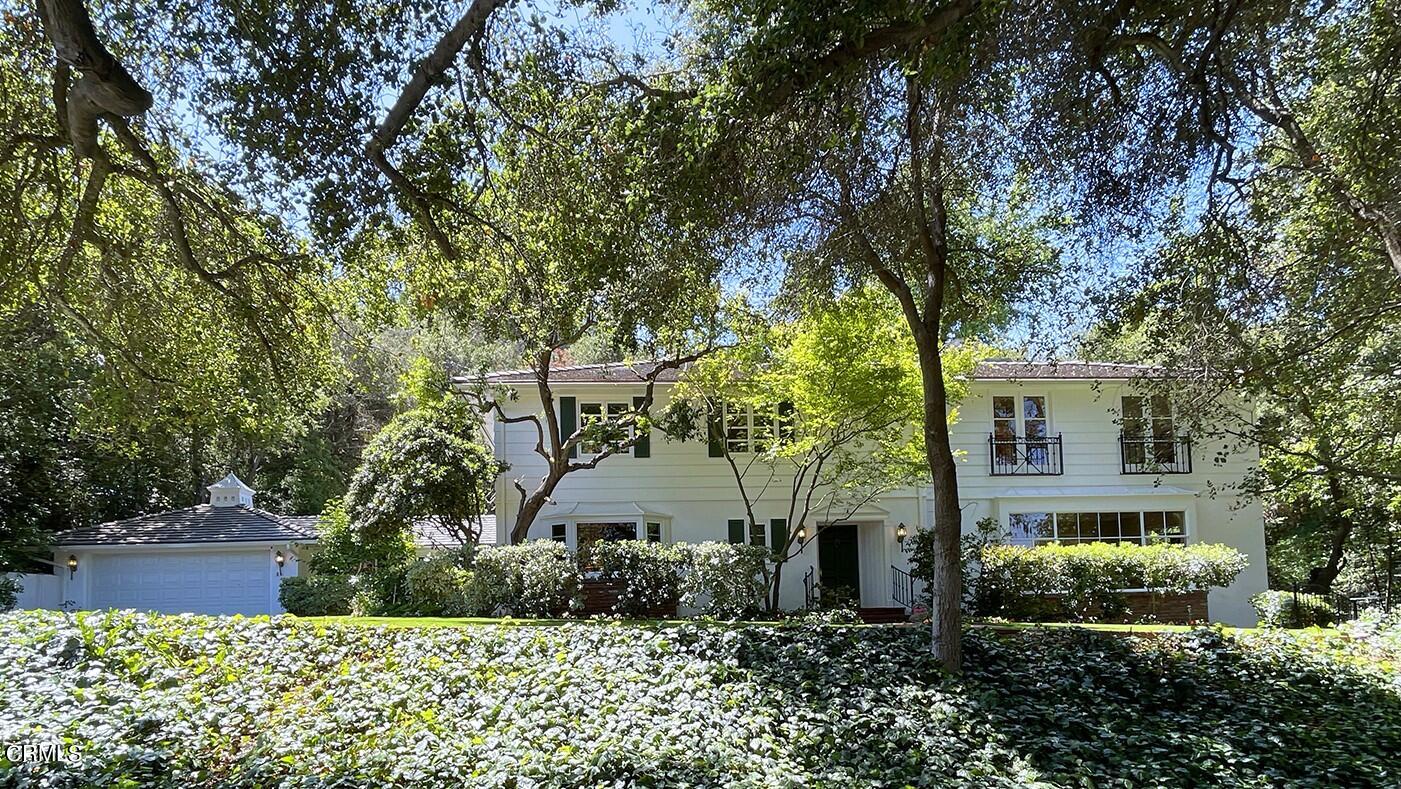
[{"xmin": 817, "ymin": 523, "xmax": 860, "ymax": 604}]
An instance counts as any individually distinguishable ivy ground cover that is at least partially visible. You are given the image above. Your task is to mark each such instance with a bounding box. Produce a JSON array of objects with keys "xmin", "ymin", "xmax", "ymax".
[{"xmin": 1, "ymin": 611, "xmax": 1398, "ymax": 787}]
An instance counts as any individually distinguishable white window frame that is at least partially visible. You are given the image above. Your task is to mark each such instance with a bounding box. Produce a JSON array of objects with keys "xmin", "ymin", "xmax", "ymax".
[
  {"xmin": 723, "ymin": 403, "xmax": 779, "ymax": 454},
  {"xmin": 1120, "ymin": 394, "xmax": 1178, "ymax": 465},
  {"xmin": 747, "ymin": 521, "xmax": 767, "ymax": 548},
  {"xmin": 1007, "ymin": 510, "xmax": 1189, "ymax": 547},
  {"xmin": 579, "ymin": 401, "xmax": 632, "ymax": 456},
  {"xmin": 991, "ymin": 393, "xmax": 1052, "ymax": 439},
  {"xmin": 991, "ymin": 393, "xmax": 1053, "ymax": 470},
  {"xmin": 548, "ymin": 517, "xmax": 672, "ymax": 549}
]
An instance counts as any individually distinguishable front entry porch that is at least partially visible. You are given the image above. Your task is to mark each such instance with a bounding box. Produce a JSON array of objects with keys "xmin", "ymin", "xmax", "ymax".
[{"xmin": 807, "ymin": 521, "xmax": 909, "ymax": 624}]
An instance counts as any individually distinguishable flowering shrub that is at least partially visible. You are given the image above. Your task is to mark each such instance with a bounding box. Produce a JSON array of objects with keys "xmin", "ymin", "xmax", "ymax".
[
  {"xmin": 403, "ymin": 548, "xmax": 478, "ymax": 616},
  {"xmin": 1338, "ymin": 609, "xmax": 1401, "ymax": 667},
  {"xmin": 976, "ymin": 542, "xmax": 1248, "ymax": 622},
  {"xmin": 469, "ymin": 540, "xmax": 582, "ymax": 617},
  {"xmin": 2, "ymin": 611, "xmax": 1401, "ymax": 786},
  {"xmin": 680, "ymin": 542, "xmax": 768, "ymax": 619},
  {"xmin": 278, "ymin": 574, "xmax": 354, "ymax": 616},
  {"xmin": 1251, "ymin": 589, "xmax": 1341, "ymax": 628},
  {"xmin": 590, "ymin": 540, "xmax": 689, "ymax": 616}
]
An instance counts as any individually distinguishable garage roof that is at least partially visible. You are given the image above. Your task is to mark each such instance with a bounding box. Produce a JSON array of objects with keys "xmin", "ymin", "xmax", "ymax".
[{"xmin": 55, "ymin": 505, "xmax": 317, "ymax": 546}]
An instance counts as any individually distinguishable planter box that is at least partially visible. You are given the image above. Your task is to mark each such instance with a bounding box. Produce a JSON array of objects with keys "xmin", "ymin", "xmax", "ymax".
[{"xmin": 578, "ymin": 579, "xmax": 678, "ymax": 618}]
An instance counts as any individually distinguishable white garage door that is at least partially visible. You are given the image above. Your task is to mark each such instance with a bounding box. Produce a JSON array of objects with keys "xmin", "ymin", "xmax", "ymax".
[{"xmin": 89, "ymin": 550, "xmax": 273, "ymax": 615}]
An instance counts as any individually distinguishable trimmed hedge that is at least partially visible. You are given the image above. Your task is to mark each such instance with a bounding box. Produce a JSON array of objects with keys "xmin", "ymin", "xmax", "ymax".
[
  {"xmin": 278, "ymin": 574, "xmax": 354, "ymax": 616},
  {"xmin": 381, "ymin": 540, "xmax": 769, "ymax": 620},
  {"xmin": 680, "ymin": 541, "xmax": 768, "ymax": 618},
  {"xmin": 976, "ymin": 542, "xmax": 1248, "ymax": 622},
  {"xmin": 469, "ymin": 540, "xmax": 583, "ymax": 617},
  {"xmin": 2, "ymin": 611, "xmax": 1401, "ymax": 786},
  {"xmin": 402, "ymin": 548, "xmax": 479, "ymax": 616}
]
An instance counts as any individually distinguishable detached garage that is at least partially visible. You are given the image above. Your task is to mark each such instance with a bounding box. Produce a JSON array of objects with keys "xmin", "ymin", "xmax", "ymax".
[
  {"xmin": 18, "ymin": 472, "xmax": 494, "ymax": 616},
  {"xmin": 51, "ymin": 474, "xmax": 311, "ymax": 616}
]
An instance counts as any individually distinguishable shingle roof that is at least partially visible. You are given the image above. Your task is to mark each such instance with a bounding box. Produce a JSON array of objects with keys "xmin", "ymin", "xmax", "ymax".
[
  {"xmin": 470, "ymin": 359, "xmax": 1165, "ymax": 385},
  {"xmin": 970, "ymin": 360, "xmax": 1167, "ymax": 380},
  {"xmin": 281, "ymin": 515, "xmax": 499, "ymax": 547},
  {"xmin": 473, "ymin": 361, "xmax": 685, "ymax": 385},
  {"xmin": 59, "ymin": 508, "xmax": 497, "ymax": 548},
  {"xmin": 56, "ymin": 505, "xmax": 316, "ymax": 546}
]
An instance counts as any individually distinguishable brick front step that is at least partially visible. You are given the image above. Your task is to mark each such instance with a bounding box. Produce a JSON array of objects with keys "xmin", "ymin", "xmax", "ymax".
[{"xmin": 857, "ymin": 607, "xmax": 909, "ymax": 624}]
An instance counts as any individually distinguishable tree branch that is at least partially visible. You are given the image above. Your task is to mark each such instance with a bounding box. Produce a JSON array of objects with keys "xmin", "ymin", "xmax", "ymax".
[{"xmin": 37, "ymin": 0, "xmax": 153, "ymax": 157}]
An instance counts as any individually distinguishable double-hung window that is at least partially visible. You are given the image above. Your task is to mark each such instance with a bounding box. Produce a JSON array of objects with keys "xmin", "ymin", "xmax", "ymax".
[
  {"xmin": 724, "ymin": 404, "xmax": 779, "ymax": 454},
  {"xmin": 579, "ymin": 401, "xmax": 631, "ymax": 455},
  {"xmin": 748, "ymin": 521, "xmax": 767, "ymax": 548},
  {"xmin": 1122, "ymin": 395, "xmax": 1175, "ymax": 465}
]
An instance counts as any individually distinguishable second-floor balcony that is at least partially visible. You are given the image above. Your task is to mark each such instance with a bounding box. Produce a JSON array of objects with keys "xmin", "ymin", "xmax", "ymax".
[
  {"xmin": 989, "ymin": 434, "xmax": 1064, "ymax": 476},
  {"xmin": 1119, "ymin": 434, "xmax": 1192, "ymax": 474}
]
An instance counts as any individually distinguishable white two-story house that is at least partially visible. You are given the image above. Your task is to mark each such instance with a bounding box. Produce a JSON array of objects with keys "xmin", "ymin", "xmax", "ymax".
[{"xmin": 480, "ymin": 359, "xmax": 1268, "ymax": 626}]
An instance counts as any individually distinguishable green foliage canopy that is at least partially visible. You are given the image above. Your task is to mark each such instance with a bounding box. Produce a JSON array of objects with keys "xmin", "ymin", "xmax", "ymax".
[{"xmin": 344, "ymin": 398, "xmax": 502, "ymax": 546}]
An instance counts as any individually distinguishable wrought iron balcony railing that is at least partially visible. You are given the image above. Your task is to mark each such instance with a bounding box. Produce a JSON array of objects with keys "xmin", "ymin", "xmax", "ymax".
[
  {"xmin": 988, "ymin": 434, "xmax": 1063, "ymax": 476},
  {"xmin": 1119, "ymin": 434, "xmax": 1192, "ymax": 474}
]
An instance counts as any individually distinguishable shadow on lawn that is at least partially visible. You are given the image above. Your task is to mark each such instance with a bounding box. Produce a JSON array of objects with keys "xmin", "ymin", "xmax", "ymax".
[{"xmin": 717, "ymin": 625, "xmax": 1401, "ymax": 787}]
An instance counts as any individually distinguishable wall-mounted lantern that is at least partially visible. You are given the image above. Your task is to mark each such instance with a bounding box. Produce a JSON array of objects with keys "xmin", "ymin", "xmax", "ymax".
[
  {"xmin": 795, "ymin": 525, "xmax": 807, "ymax": 543},
  {"xmin": 895, "ymin": 523, "xmax": 908, "ymax": 544},
  {"xmin": 274, "ymin": 551, "xmax": 286, "ymax": 576},
  {"xmin": 66, "ymin": 554, "xmax": 78, "ymax": 579}
]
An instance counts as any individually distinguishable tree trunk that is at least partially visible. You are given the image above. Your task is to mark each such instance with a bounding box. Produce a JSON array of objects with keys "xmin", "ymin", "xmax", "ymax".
[
  {"xmin": 1305, "ymin": 510, "xmax": 1352, "ymax": 593},
  {"xmin": 188, "ymin": 428, "xmax": 205, "ymax": 506},
  {"xmin": 510, "ymin": 465, "xmax": 564, "ymax": 544},
  {"xmin": 769, "ymin": 553, "xmax": 785, "ymax": 613},
  {"xmin": 38, "ymin": 0, "xmax": 154, "ymax": 156},
  {"xmin": 1305, "ymin": 473, "xmax": 1352, "ymax": 593},
  {"xmin": 915, "ymin": 331, "xmax": 963, "ymax": 671}
]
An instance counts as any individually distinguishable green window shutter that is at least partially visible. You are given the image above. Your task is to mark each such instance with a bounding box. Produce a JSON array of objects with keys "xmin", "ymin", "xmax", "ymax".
[
  {"xmin": 778, "ymin": 401, "xmax": 795, "ymax": 440},
  {"xmin": 727, "ymin": 519, "xmax": 745, "ymax": 544},
  {"xmin": 559, "ymin": 396, "xmax": 577, "ymax": 459},
  {"xmin": 707, "ymin": 402, "xmax": 724, "ymax": 457},
  {"xmin": 632, "ymin": 395, "xmax": 650, "ymax": 458},
  {"xmin": 769, "ymin": 518, "xmax": 787, "ymax": 556}
]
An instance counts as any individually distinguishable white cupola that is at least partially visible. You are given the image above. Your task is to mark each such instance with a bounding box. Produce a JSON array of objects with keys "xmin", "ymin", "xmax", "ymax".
[{"xmin": 207, "ymin": 472, "xmax": 255, "ymax": 508}]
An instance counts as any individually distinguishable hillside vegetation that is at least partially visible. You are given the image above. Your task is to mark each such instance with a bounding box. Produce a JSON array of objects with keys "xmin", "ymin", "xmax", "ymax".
[{"xmin": 1, "ymin": 612, "xmax": 1398, "ymax": 787}]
